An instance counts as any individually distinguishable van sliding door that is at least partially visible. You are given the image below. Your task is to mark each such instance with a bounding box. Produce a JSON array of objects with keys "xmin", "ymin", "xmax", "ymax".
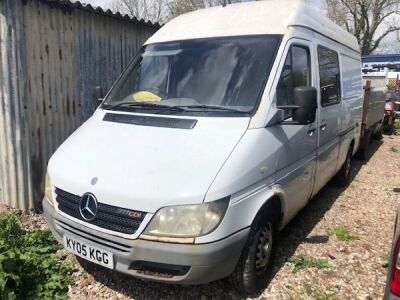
[{"xmin": 312, "ymin": 43, "xmax": 341, "ymax": 195}]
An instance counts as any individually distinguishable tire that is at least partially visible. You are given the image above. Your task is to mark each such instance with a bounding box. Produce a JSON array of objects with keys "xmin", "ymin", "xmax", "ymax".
[
  {"xmin": 229, "ymin": 205, "xmax": 279, "ymax": 297},
  {"xmin": 373, "ymin": 125, "xmax": 383, "ymax": 140},
  {"xmin": 356, "ymin": 130, "xmax": 371, "ymax": 160},
  {"xmin": 333, "ymin": 146, "xmax": 352, "ymax": 187}
]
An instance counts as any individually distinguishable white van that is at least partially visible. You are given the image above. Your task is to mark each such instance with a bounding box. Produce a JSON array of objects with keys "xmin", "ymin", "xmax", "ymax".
[{"xmin": 44, "ymin": 0, "xmax": 363, "ymax": 295}]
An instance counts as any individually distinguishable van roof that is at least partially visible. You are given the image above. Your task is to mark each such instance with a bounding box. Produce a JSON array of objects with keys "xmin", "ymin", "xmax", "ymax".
[{"xmin": 145, "ymin": 0, "xmax": 360, "ymax": 53}]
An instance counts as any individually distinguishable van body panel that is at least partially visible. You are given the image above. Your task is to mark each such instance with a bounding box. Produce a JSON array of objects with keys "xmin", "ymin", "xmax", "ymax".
[
  {"xmin": 336, "ymin": 53, "xmax": 363, "ymax": 170},
  {"xmin": 203, "ymin": 125, "xmax": 316, "ymax": 237},
  {"xmin": 48, "ymin": 110, "xmax": 250, "ymax": 213},
  {"xmin": 145, "ymin": 1, "xmax": 359, "ymax": 53}
]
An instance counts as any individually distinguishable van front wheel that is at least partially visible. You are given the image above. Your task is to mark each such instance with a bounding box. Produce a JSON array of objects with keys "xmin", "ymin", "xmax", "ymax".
[{"xmin": 229, "ymin": 209, "xmax": 278, "ymax": 296}]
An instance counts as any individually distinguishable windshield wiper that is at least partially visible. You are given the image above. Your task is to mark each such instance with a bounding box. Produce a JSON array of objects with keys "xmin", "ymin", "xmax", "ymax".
[
  {"xmin": 104, "ymin": 102, "xmax": 186, "ymax": 113},
  {"xmin": 104, "ymin": 102, "xmax": 250, "ymax": 115},
  {"xmin": 175, "ymin": 105, "xmax": 251, "ymax": 114}
]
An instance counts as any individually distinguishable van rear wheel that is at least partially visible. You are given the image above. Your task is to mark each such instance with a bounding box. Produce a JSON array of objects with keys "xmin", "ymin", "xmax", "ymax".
[
  {"xmin": 356, "ymin": 130, "xmax": 371, "ymax": 160},
  {"xmin": 373, "ymin": 125, "xmax": 383, "ymax": 140},
  {"xmin": 229, "ymin": 207, "xmax": 278, "ymax": 296}
]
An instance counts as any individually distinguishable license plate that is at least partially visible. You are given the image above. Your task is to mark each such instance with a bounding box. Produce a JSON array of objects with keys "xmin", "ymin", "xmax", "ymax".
[{"xmin": 63, "ymin": 235, "xmax": 114, "ymax": 269}]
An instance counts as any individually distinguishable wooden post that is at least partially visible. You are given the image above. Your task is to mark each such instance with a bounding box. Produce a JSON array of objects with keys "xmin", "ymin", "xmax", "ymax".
[{"xmin": 362, "ymin": 80, "xmax": 371, "ymax": 135}]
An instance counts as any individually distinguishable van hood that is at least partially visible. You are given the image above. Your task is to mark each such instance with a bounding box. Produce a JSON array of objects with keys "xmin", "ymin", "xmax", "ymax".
[{"xmin": 48, "ymin": 110, "xmax": 249, "ymax": 213}]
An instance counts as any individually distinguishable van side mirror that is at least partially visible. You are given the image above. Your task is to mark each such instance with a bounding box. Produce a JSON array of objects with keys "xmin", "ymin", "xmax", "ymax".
[
  {"xmin": 292, "ymin": 86, "xmax": 317, "ymax": 124},
  {"xmin": 277, "ymin": 86, "xmax": 317, "ymax": 125},
  {"xmin": 92, "ymin": 86, "xmax": 104, "ymax": 108}
]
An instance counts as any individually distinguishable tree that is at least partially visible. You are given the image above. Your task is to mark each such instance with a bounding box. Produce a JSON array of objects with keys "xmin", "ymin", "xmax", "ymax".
[
  {"xmin": 326, "ymin": 0, "xmax": 400, "ymax": 54},
  {"xmin": 113, "ymin": 0, "xmax": 241, "ymax": 24},
  {"xmin": 112, "ymin": 0, "xmax": 168, "ymax": 23},
  {"xmin": 166, "ymin": 0, "xmax": 237, "ymax": 19}
]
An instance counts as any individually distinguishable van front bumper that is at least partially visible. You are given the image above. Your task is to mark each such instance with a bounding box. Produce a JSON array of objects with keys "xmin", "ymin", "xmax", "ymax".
[{"xmin": 43, "ymin": 198, "xmax": 249, "ymax": 285}]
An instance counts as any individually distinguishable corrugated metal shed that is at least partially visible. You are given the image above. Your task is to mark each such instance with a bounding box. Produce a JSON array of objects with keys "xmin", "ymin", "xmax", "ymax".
[{"xmin": 0, "ymin": 0, "xmax": 159, "ymax": 210}]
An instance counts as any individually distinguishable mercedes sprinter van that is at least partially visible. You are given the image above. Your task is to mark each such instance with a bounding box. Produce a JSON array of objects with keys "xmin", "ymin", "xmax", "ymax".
[{"xmin": 44, "ymin": 0, "xmax": 363, "ymax": 295}]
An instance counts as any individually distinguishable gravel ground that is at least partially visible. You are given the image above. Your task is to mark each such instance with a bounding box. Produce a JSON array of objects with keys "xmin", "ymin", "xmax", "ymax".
[{"xmin": 2, "ymin": 135, "xmax": 399, "ymax": 299}]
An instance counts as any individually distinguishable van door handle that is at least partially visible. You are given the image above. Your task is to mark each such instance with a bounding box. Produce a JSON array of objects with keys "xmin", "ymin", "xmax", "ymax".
[
  {"xmin": 319, "ymin": 123, "xmax": 327, "ymax": 131},
  {"xmin": 308, "ymin": 128, "xmax": 316, "ymax": 136}
]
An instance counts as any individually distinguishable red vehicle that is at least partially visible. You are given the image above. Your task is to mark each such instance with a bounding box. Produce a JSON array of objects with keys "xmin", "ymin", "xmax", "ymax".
[{"xmin": 383, "ymin": 101, "xmax": 396, "ymax": 134}]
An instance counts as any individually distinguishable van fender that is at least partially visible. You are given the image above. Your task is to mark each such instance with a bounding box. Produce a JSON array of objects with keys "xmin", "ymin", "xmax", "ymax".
[{"xmin": 196, "ymin": 184, "xmax": 289, "ymax": 244}]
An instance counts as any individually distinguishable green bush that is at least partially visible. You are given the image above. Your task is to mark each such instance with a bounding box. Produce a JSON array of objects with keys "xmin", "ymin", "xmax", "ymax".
[{"xmin": 0, "ymin": 214, "xmax": 74, "ymax": 299}]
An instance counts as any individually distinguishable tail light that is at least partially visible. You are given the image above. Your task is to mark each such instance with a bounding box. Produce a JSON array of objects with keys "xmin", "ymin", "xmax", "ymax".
[
  {"xmin": 385, "ymin": 102, "xmax": 394, "ymax": 111},
  {"xmin": 390, "ymin": 237, "xmax": 400, "ymax": 296}
]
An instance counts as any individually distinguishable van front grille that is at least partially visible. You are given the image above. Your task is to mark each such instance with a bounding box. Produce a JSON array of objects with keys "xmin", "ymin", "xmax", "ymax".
[{"xmin": 55, "ymin": 188, "xmax": 146, "ymax": 235}]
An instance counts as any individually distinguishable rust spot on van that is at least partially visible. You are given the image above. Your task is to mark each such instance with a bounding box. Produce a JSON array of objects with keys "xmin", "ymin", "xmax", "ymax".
[{"xmin": 136, "ymin": 270, "xmax": 174, "ymax": 279}]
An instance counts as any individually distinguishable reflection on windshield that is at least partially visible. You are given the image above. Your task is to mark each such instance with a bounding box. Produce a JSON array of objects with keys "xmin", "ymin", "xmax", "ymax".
[{"xmin": 103, "ymin": 35, "xmax": 281, "ymax": 116}]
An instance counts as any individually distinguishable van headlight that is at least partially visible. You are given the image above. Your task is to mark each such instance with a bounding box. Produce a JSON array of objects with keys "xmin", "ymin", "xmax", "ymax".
[
  {"xmin": 44, "ymin": 172, "xmax": 54, "ymax": 206},
  {"xmin": 141, "ymin": 197, "xmax": 229, "ymax": 240}
]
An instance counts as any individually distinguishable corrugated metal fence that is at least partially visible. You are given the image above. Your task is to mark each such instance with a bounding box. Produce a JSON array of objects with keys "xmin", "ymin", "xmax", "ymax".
[{"xmin": 0, "ymin": 0, "xmax": 158, "ymax": 210}]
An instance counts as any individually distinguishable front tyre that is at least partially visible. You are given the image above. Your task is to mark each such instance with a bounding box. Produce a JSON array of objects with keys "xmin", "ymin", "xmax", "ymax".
[
  {"xmin": 333, "ymin": 146, "xmax": 353, "ymax": 187},
  {"xmin": 229, "ymin": 208, "xmax": 278, "ymax": 297}
]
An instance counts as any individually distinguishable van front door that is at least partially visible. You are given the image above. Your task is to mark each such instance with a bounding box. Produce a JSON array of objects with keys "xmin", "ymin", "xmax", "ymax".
[
  {"xmin": 312, "ymin": 45, "xmax": 341, "ymax": 195},
  {"xmin": 273, "ymin": 40, "xmax": 318, "ymax": 220}
]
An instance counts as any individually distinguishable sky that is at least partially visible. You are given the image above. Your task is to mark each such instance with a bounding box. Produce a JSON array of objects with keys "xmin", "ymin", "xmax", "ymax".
[{"xmin": 83, "ymin": 0, "xmax": 114, "ymax": 9}]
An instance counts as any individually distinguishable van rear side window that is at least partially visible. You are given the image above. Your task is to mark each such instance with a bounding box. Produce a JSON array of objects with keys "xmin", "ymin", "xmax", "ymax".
[
  {"xmin": 318, "ymin": 46, "xmax": 341, "ymax": 106},
  {"xmin": 277, "ymin": 45, "xmax": 311, "ymax": 118}
]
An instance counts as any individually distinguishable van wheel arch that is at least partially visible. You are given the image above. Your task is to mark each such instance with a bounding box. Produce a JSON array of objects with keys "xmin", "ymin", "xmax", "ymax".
[
  {"xmin": 229, "ymin": 195, "xmax": 282, "ymax": 296},
  {"xmin": 257, "ymin": 195, "xmax": 283, "ymax": 226}
]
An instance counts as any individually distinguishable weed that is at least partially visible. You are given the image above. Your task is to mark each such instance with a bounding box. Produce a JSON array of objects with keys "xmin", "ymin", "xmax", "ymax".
[
  {"xmin": 289, "ymin": 254, "xmax": 335, "ymax": 273},
  {"xmin": 315, "ymin": 291, "xmax": 337, "ymax": 300},
  {"xmin": 394, "ymin": 119, "xmax": 400, "ymax": 135},
  {"xmin": 381, "ymin": 253, "xmax": 390, "ymax": 262},
  {"xmin": 327, "ymin": 226, "xmax": 359, "ymax": 241},
  {"xmin": 288, "ymin": 292, "xmax": 305, "ymax": 300},
  {"xmin": 0, "ymin": 214, "xmax": 74, "ymax": 299},
  {"xmin": 390, "ymin": 146, "xmax": 399, "ymax": 153}
]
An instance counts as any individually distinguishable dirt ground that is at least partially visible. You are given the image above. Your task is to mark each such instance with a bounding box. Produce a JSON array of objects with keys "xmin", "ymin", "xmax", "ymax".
[{"xmin": 3, "ymin": 135, "xmax": 400, "ymax": 299}]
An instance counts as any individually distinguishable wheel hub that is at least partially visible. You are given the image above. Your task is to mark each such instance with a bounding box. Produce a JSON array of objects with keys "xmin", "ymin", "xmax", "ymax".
[{"xmin": 255, "ymin": 224, "xmax": 273, "ymax": 273}]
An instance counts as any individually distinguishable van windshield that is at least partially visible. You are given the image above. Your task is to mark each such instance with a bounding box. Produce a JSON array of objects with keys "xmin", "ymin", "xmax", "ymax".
[{"xmin": 102, "ymin": 35, "xmax": 281, "ymax": 116}]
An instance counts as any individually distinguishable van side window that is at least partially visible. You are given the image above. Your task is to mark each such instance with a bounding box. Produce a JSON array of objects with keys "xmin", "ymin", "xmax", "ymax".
[
  {"xmin": 277, "ymin": 45, "xmax": 311, "ymax": 118},
  {"xmin": 318, "ymin": 46, "xmax": 340, "ymax": 106}
]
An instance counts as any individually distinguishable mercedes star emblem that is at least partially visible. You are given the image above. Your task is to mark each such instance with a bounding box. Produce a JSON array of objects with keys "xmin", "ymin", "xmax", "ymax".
[{"xmin": 79, "ymin": 193, "xmax": 98, "ymax": 221}]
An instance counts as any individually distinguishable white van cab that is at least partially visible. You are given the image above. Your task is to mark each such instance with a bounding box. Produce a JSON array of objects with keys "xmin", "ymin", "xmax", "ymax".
[{"xmin": 44, "ymin": 0, "xmax": 363, "ymax": 295}]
